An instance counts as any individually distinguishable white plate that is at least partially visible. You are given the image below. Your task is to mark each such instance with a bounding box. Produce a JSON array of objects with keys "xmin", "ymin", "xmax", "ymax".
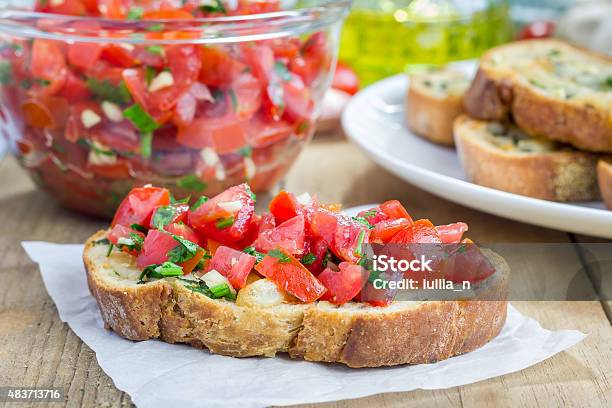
[{"xmin": 342, "ymin": 70, "xmax": 612, "ymax": 239}]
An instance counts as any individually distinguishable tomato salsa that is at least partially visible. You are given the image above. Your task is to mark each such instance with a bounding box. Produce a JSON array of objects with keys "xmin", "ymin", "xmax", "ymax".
[
  {"xmin": 0, "ymin": 0, "xmax": 336, "ymax": 216},
  {"xmin": 101, "ymin": 183, "xmax": 493, "ymax": 306}
]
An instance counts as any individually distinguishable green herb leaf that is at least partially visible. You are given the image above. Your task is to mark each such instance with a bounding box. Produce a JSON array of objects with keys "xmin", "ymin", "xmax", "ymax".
[
  {"xmin": 127, "ymin": 7, "xmax": 144, "ymax": 20},
  {"xmin": 215, "ymin": 216, "xmax": 234, "ymax": 229},
  {"xmin": 238, "ymin": 145, "xmax": 252, "ymax": 158},
  {"xmin": 124, "ymin": 104, "xmax": 160, "ymax": 133},
  {"xmin": 322, "ymin": 251, "xmax": 331, "ymax": 268},
  {"xmin": 145, "ymin": 66, "xmax": 156, "ymax": 85},
  {"xmin": 94, "ymin": 238, "xmax": 111, "ymax": 246},
  {"xmin": 85, "ymin": 78, "xmax": 131, "ymax": 105},
  {"xmin": 191, "ymin": 196, "xmax": 209, "ymax": 211},
  {"xmin": 274, "ymin": 61, "xmax": 292, "ymax": 81},
  {"xmin": 147, "ymin": 23, "xmax": 164, "ymax": 32},
  {"xmin": 367, "ymin": 267, "xmax": 381, "ymax": 284},
  {"xmin": 200, "ymin": 0, "xmax": 226, "ymax": 13},
  {"xmin": 146, "ymin": 45, "xmax": 164, "ymax": 56},
  {"xmin": 300, "ymin": 253, "xmax": 317, "ymax": 265},
  {"xmin": 177, "ymin": 174, "xmax": 207, "ymax": 192},
  {"xmin": 228, "ymin": 89, "xmax": 238, "ymax": 111},
  {"xmin": 167, "ymin": 234, "xmax": 200, "ymax": 264},
  {"xmin": 268, "ymin": 248, "xmax": 291, "ymax": 263},
  {"xmin": 177, "ymin": 277, "xmax": 213, "ymax": 297},
  {"xmin": 352, "ymin": 216, "xmax": 373, "ymax": 229},
  {"xmin": 0, "ymin": 61, "xmax": 13, "ymax": 85},
  {"xmin": 140, "ymin": 132, "xmax": 153, "ymax": 159},
  {"xmin": 130, "ymin": 223, "xmax": 147, "ymax": 233},
  {"xmin": 245, "ymin": 184, "xmax": 256, "ymax": 202},
  {"xmin": 353, "ymin": 230, "xmax": 366, "ymax": 258},
  {"xmin": 243, "ymin": 246, "xmax": 264, "ymax": 263},
  {"xmin": 361, "ymin": 209, "xmax": 377, "ymax": 218},
  {"xmin": 151, "ymin": 205, "xmax": 176, "ymax": 230},
  {"xmin": 170, "ymin": 194, "xmax": 191, "ymax": 205},
  {"xmin": 106, "ymin": 243, "xmax": 114, "ymax": 257},
  {"xmin": 116, "ymin": 233, "xmax": 144, "ymax": 252}
]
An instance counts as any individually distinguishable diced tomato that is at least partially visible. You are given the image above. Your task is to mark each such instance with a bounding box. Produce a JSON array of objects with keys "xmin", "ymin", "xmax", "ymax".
[
  {"xmin": 333, "ymin": 216, "xmax": 370, "ymax": 263},
  {"xmin": 21, "ymin": 96, "xmax": 69, "ymax": 129},
  {"xmin": 380, "ymin": 200, "xmax": 412, "ymax": 221},
  {"xmin": 247, "ymin": 115, "xmax": 294, "ymax": 148},
  {"xmin": 357, "ymin": 207, "xmax": 388, "ymax": 225},
  {"xmin": 269, "ymin": 191, "xmax": 303, "ymax": 224},
  {"xmin": 282, "ymin": 75, "xmax": 313, "ymax": 123},
  {"xmin": 258, "ymin": 213, "xmax": 276, "ymax": 234},
  {"xmin": 88, "ymin": 160, "xmax": 131, "ymax": 180},
  {"xmin": 370, "ymin": 218, "xmax": 413, "ymax": 243},
  {"xmin": 269, "ymin": 38, "xmax": 300, "ymax": 58},
  {"xmin": 207, "ymin": 246, "xmax": 256, "ymax": 289},
  {"xmin": 309, "ymin": 208, "xmax": 337, "ymax": 245},
  {"xmin": 303, "ymin": 238, "xmax": 328, "ymax": 275},
  {"xmin": 143, "ymin": 9, "xmax": 194, "ymax": 19},
  {"xmin": 68, "ymin": 26, "xmax": 103, "ymax": 70},
  {"xmin": 441, "ymin": 243, "xmax": 495, "ymax": 283},
  {"xmin": 242, "ymin": 44, "xmax": 274, "ymax": 84},
  {"xmin": 166, "ymin": 221, "xmax": 199, "ymax": 244},
  {"xmin": 236, "ymin": 0, "xmax": 281, "ymax": 14},
  {"xmin": 136, "ymin": 229, "xmax": 177, "ymax": 269},
  {"xmin": 198, "ymin": 46, "xmax": 242, "ymax": 87},
  {"xmin": 108, "ymin": 224, "xmax": 145, "ymax": 256},
  {"xmin": 232, "ymin": 73, "xmax": 262, "ymax": 119},
  {"xmin": 517, "ymin": 21, "xmax": 555, "ymax": 41},
  {"xmin": 112, "ymin": 186, "xmax": 171, "ymax": 228},
  {"xmin": 255, "ymin": 248, "xmax": 326, "ymax": 302},
  {"xmin": 436, "ymin": 222, "xmax": 469, "ymax": 244},
  {"xmin": 188, "ymin": 183, "xmax": 255, "ymax": 246},
  {"xmin": 60, "ymin": 71, "xmax": 91, "ymax": 102},
  {"xmin": 149, "ymin": 204, "xmax": 190, "ymax": 229},
  {"xmin": 255, "ymin": 214, "xmax": 305, "ymax": 255},
  {"xmin": 101, "ymin": 45, "xmax": 136, "ymax": 67},
  {"xmin": 30, "ymin": 39, "xmax": 67, "ymax": 95},
  {"xmin": 90, "ymin": 121, "xmax": 141, "ymax": 153},
  {"xmin": 181, "ymin": 249, "xmax": 205, "ymax": 275},
  {"xmin": 318, "ymin": 262, "xmax": 364, "ymax": 305},
  {"xmin": 332, "ymin": 62, "xmax": 359, "ymax": 95},
  {"xmin": 97, "ymin": 0, "xmax": 125, "ymax": 18},
  {"xmin": 122, "ymin": 68, "xmax": 149, "ymax": 109},
  {"xmin": 36, "ymin": 0, "xmax": 87, "ymax": 15},
  {"xmin": 177, "ymin": 114, "xmax": 247, "ymax": 152},
  {"xmin": 389, "ymin": 219, "xmax": 442, "ymax": 244}
]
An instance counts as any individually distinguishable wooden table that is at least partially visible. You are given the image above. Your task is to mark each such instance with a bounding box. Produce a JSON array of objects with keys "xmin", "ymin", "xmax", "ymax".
[{"xmin": 0, "ymin": 137, "xmax": 611, "ymax": 407}]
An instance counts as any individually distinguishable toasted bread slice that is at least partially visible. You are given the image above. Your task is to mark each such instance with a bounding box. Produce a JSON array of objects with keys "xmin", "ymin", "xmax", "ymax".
[
  {"xmin": 406, "ymin": 70, "xmax": 470, "ymax": 146},
  {"xmin": 598, "ymin": 159, "xmax": 612, "ymax": 210},
  {"xmin": 84, "ymin": 231, "xmax": 509, "ymax": 368},
  {"xmin": 464, "ymin": 39, "xmax": 612, "ymax": 152},
  {"xmin": 454, "ymin": 115, "xmax": 600, "ymax": 201}
]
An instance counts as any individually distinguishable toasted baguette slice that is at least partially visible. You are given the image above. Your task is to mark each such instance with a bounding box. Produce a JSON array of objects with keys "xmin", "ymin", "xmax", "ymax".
[
  {"xmin": 84, "ymin": 231, "xmax": 509, "ymax": 368},
  {"xmin": 406, "ymin": 70, "xmax": 470, "ymax": 146},
  {"xmin": 464, "ymin": 39, "xmax": 612, "ymax": 152},
  {"xmin": 598, "ymin": 160, "xmax": 612, "ymax": 210},
  {"xmin": 454, "ymin": 115, "xmax": 600, "ymax": 201}
]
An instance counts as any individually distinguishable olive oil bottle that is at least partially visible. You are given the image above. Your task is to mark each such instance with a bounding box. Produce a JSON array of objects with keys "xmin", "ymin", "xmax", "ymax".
[{"xmin": 340, "ymin": 0, "xmax": 513, "ymax": 85}]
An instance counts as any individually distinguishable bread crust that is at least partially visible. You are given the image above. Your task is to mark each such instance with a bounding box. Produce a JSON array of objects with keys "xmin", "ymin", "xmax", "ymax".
[
  {"xmin": 406, "ymin": 72, "xmax": 467, "ymax": 146},
  {"xmin": 598, "ymin": 160, "xmax": 612, "ymax": 210},
  {"xmin": 463, "ymin": 39, "xmax": 612, "ymax": 152},
  {"xmin": 454, "ymin": 115, "xmax": 600, "ymax": 202},
  {"xmin": 85, "ymin": 231, "xmax": 509, "ymax": 368}
]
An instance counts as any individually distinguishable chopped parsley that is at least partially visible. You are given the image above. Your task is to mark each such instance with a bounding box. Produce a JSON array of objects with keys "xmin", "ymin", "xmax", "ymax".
[
  {"xmin": 94, "ymin": 238, "xmax": 111, "ymax": 246},
  {"xmin": 352, "ymin": 216, "xmax": 373, "ymax": 229},
  {"xmin": 300, "ymin": 253, "xmax": 317, "ymax": 265},
  {"xmin": 147, "ymin": 23, "xmax": 164, "ymax": 32},
  {"xmin": 0, "ymin": 61, "xmax": 12, "ymax": 85},
  {"xmin": 177, "ymin": 277, "xmax": 213, "ymax": 297},
  {"xmin": 116, "ymin": 233, "xmax": 144, "ymax": 252},
  {"xmin": 130, "ymin": 223, "xmax": 147, "ymax": 233},
  {"xmin": 167, "ymin": 234, "xmax": 200, "ymax": 264},
  {"xmin": 361, "ymin": 209, "xmax": 377, "ymax": 218},
  {"xmin": 177, "ymin": 174, "xmax": 207, "ymax": 192},
  {"xmin": 123, "ymin": 104, "xmax": 160, "ymax": 133},
  {"xmin": 127, "ymin": 7, "xmax": 144, "ymax": 20},
  {"xmin": 151, "ymin": 206, "xmax": 177, "ymax": 230},
  {"xmin": 191, "ymin": 196, "xmax": 209, "ymax": 211},
  {"xmin": 243, "ymin": 246, "xmax": 264, "ymax": 263},
  {"xmin": 200, "ymin": 0, "xmax": 226, "ymax": 13},
  {"xmin": 140, "ymin": 132, "xmax": 153, "ymax": 159},
  {"xmin": 216, "ymin": 216, "xmax": 234, "ymax": 229},
  {"xmin": 322, "ymin": 251, "xmax": 331, "ymax": 268},
  {"xmin": 146, "ymin": 45, "xmax": 164, "ymax": 56},
  {"xmin": 268, "ymin": 248, "xmax": 291, "ymax": 263},
  {"xmin": 238, "ymin": 145, "xmax": 252, "ymax": 158},
  {"xmin": 106, "ymin": 243, "xmax": 114, "ymax": 257},
  {"xmin": 274, "ymin": 62, "xmax": 292, "ymax": 81},
  {"xmin": 245, "ymin": 185, "xmax": 256, "ymax": 202},
  {"xmin": 85, "ymin": 78, "xmax": 131, "ymax": 105}
]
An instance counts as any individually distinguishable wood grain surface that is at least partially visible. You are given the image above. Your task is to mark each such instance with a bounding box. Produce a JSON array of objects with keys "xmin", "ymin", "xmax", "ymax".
[{"xmin": 0, "ymin": 138, "xmax": 610, "ymax": 408}]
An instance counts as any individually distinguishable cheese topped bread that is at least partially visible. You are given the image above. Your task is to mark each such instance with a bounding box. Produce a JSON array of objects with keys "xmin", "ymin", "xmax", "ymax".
[
  {"xmin": 454, "ymin": 115, "xmax": 600, "ymax": 202},
  {"xmin": 464, "ymin": 39, "xmax": 612, "ymax": 152},
  {"xmin": 406, "ymin": 69, "xmax": 470, "ymax": 146}
]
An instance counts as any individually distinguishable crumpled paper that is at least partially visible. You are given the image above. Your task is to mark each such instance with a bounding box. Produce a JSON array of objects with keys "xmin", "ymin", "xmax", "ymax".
[{"xmin": 23, "ymin": 241, "xmax": 586, "ymax": 408}]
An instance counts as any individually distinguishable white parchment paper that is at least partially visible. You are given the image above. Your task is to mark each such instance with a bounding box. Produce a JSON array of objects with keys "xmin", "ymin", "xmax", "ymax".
[{"xmin": 23, "ymin": 241, "xmax": 586, "ymax": 408}]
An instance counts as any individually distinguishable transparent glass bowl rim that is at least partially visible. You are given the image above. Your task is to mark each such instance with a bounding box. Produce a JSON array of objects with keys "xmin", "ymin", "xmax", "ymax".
[{"xmin": 0, "ymin": 0, "xmax": 351, "ymax": 45}]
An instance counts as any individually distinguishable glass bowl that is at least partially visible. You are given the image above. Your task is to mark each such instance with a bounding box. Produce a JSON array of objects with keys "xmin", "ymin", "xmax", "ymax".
[{"xmin": 0, "ymin": 0, "xmax": 350, "ymax": 217}]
